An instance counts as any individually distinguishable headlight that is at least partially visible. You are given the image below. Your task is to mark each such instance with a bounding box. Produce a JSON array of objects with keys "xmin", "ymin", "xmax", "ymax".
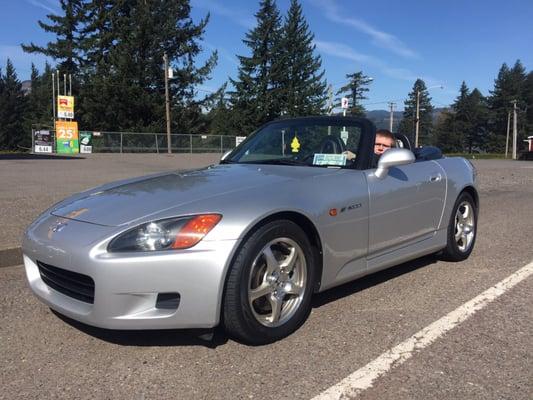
[{"xmin": 108, "ymin": 214, "xmax": 222, "ymax": 252}]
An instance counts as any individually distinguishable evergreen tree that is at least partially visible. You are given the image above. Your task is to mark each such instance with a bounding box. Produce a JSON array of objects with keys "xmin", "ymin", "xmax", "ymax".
[
  {"xmin": 279, "ymin": 0, "xmax": 326, "ymax": 116},
  {"xmin": 78, "ymin": 0, "xmax": 217, "ymax": 134},
  {"xmin": 464, "ymin": 88, "xmax": 489, "ymax": 153},
  {"xmin": 22, "ymin": 0, "xmax": 84, "ymax": 75},
  {"xmin": 206, "ymin": 84, "xmax": 235, "ymax": 136},
  {"xmin": 524, "ymin": 71, "xmax": 533, "ymax": 138},
  {"xmin": 336, "ymin": 71, "xmax": 372, "ymax": 116},
  {"xmin": 487, "ymin": 60, "xmax": 527, "ymax": 152},
  {"xmin": 453, "ymin": 81, "xmax": 470, "ymax": 145},
  {"xmin": 230, "ymin": 0, "xmax": 283, "ymax": 135},
  {"xmin": 0, "ymin": 60, "xmax": 28, "ymax": 150},
  {"xmin": 23, "ymin": 63, "xmax": 55, "ymax": 137},
  {"xmin": 398, "ymin": 79, "xmax": 434, "ymax": 146},
  {"xmin": 434, "ymin": 109, "xmax": 459, "ymax": 153}
]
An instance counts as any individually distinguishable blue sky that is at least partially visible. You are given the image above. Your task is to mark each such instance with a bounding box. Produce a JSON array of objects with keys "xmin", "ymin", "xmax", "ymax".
[{"xmin": 1, "ymin": 0, "xmax": 532, "ymax": 111}]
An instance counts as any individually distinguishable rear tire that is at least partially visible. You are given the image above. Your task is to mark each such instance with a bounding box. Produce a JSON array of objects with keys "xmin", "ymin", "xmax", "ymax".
[
  {"xmin": 441, "ymin": 192, "xmax": 477, "ymax": 261},
  {"xmin": 222, "ymin": 220, "xmax": 316, "ymax": 345}
]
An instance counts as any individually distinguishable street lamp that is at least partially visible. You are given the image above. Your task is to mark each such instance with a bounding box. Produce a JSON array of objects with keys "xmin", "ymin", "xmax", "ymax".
[{"xmin": 415, "ymin": 84, "xmax": 443, "ymax": 148}]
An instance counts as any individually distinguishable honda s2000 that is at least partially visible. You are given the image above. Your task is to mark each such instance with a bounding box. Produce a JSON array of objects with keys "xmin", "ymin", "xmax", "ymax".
[{"xmin": 23, "ymin": 117, "xmax": 478, "ymax": 344}]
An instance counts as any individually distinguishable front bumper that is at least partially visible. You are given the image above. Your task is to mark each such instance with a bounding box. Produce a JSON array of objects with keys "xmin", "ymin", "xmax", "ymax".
[{"xmin": 22, "ymin": 214, "xmax": 237, "ymax": 330}]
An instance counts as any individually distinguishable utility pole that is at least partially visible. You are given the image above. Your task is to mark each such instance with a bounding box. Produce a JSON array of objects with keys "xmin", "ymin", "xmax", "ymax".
[
  {"xmin": 415, "ymin": 90, "xmax": 420, "ymax": 147},
  {"xmin": 512, "ymin": 100, "xmax": 518, "ymax": 160},
  {"xmin": 505, "ymin": 110, "xmax": 511, "ymax": 158},
  {"xmin": 163, "ymin": 53, "xmax": 172, "ymax": 154},
  {"xmin": 388, "ymin": 102, "xmax": 395, "ymax": 132}
]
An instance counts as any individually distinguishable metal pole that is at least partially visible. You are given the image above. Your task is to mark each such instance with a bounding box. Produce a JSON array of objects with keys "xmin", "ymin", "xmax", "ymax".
[
  {"xmin": 52, "ymin": 73, "xmax": 56, "ymax": 121},
  {"xmin": 31, "ymin": 128, "xmax": 35, "ymax": 152},
  {"xmin": 220, "ymin": 135, "xmax": 223, "ymax": 154},
  {"xmin": 512, "ymin": 100, "xmax": 518, "ymax": 160},
  {"xmin": 120, "ymin": 132, "xmax": 123, "ymax": 154},
  {"xmin": 415, "ymin": 90, "xmax": 420, "ymax": 147},
  {"xmin": 505, "ymin": 110, "xmax": 511, "ymax": 158},
  {"xmin": 63, "ymin": 74, "xmax": 66, "ymax": 96},
  {"xmin": 56, "ymin": 71, "xmax": 60, "ymax": 96},
  {"xmin": 163, "ymin": 53, "xmax": 172, "ymax": 154},
  {"xmin": 69, "ymin": 74, "xmax": 72, "ymax": 96},
  {"xmin": 155, "ymin": 134, "xmax": 159, "ymax": 154},
  {"xmin": 388, "ymin": 102, "xmax": 395, "ymax": 132},
  {"xmin": 190, "ymin": 134, "xmax": 193, "ymax": 154}
]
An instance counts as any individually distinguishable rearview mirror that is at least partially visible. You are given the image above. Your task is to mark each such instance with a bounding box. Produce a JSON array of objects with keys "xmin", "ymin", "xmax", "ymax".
[{"xmin": 375, "ymin": 148, "xmax": 415, "ymax": 179}]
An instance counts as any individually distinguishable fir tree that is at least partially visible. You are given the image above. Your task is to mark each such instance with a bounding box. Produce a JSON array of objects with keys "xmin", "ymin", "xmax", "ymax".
[
  {"xmin": 465, "ymin": 88, "xmax": 489, "ymax": 153},
  {"xmin": 524, "ymin": 71, "xmax": 533, "ymax": 138},
  {"xmin": 206, "ymin": 84, "xmax": 235, "ymax": 136},
  {"xmin": 279, "ymin": 0, "xmax": 326, "ymax": 116},
  {"xmin": 336, "ymin": 71, "xmax": 372, "ymax": 116},
  {"xmin": 487, "ymin": 60, "xmax": 526, "ymax": 152},
  {"xmin": 22, "ymin": 0, "xmax": 84, "ymax": 75},
  {"xmin": 0, "ymin": 60, "xmax": 28, "ymax": 150},
  {"xmin": 434, "ymin": 109, "xmax": 459, "ymax": 153},
  {"xmin": 79, "ymin": 0, "xmax": 217, "ymax": 134},
  {"xmin": 398, "ymin": 79, "xmax": 434, "ymax": 146},
  {"xmin": 230, "ymin": 0, "xmax": 283, "ymax": 135},
  {"xmin": 23, "ymin": 63, "xmax": 55, "ymax": 137}
]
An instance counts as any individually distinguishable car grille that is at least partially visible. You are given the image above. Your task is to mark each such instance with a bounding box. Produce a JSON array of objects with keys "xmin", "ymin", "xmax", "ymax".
[{"xmin": 37, "ymin": 261, "xmax": 95, "ymax": 304}]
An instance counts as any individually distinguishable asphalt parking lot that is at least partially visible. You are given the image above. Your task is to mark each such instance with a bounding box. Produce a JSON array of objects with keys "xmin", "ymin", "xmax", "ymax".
[{"xmin": 1, "ymin": 155, "xmax": 532, "ymax": 399}]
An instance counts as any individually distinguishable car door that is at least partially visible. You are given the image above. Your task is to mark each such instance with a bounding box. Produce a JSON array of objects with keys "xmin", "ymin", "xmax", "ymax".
[{"xmin": 365, "ymin": 160, "xmax": 446, "ymax": 257}]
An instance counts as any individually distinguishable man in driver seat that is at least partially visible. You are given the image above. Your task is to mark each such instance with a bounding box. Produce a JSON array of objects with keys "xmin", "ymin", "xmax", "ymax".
[{"xmin": 344, "ymin": 128, "xmax": 395, "ymax": 167}]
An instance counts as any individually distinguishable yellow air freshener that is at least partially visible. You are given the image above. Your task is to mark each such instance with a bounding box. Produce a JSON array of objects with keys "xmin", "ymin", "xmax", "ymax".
[{"xmin": 291, "ymin": 136, "xmax": 300, "ymax": 153}]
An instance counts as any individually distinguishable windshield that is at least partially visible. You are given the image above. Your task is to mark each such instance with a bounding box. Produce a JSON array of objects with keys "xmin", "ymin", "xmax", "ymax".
[{"xmin": 225, "ymin": 119, "xmax": 363, "ymax": 168}]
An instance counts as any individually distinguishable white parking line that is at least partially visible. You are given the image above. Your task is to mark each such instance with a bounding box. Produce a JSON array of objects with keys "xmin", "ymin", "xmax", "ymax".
[{"xmin": 312, "ymin": 261, "xmax": 533, "ymax": 400}]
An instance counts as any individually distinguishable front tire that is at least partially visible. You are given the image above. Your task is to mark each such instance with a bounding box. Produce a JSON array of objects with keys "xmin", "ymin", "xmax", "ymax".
[
  {"xmin": 222, "ymin": 220, "xmax": 316, "ymax": 345},
  {"xmin": 441, "ymin": 192, "xmax": 477, "ymax": 261}
]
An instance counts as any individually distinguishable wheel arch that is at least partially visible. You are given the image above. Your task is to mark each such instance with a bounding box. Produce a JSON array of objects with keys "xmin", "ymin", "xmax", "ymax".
[
  {"xmin": 460, "ymin": 185, "xmax": 479, "ymax": 210},
  {"xmin": 218, "ymin": 211, "xmax": 324, "ymax": 324}
]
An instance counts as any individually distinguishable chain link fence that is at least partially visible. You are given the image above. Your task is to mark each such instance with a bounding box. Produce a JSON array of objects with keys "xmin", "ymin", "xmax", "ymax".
[
  {"xmin": 31, "ymin": 127, "xmax": 241, "ymax": 154},
  {"xmin": 93, "ymin": 131, "xmax": 239, "ymax": 154}
]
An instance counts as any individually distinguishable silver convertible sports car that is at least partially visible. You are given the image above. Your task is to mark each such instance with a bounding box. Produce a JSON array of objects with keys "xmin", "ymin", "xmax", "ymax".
[{"xmin": 23, "ymin": 117, "xmax": 478, "ymax": 344}]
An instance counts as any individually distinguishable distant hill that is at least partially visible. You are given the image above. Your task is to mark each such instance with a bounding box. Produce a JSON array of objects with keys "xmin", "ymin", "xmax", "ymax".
[
  {"xmin": 365, "ymin": 107, "xmax": 449, "ymax": 132},
  {"xmin": 365, "ymin": 110, "xmax": 403, "ymax": 131},
  {"xmin": 21, "ymin": 80, "xmax": 31, "ymax": 96}
]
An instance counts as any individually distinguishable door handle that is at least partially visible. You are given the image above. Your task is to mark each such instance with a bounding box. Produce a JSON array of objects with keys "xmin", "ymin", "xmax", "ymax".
[{"xmin": 429, "ymin": 174, "xmax": 442, "ymax": 182}]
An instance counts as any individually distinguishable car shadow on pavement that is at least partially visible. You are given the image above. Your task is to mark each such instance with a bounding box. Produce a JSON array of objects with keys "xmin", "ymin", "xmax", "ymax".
[
  {"xmin": 312, "ymin": 254, "xmax": 438, "ymax": 308},
  {"xmin": 51, "ymin": 310, "xmax": 229, "ymax": 348}
]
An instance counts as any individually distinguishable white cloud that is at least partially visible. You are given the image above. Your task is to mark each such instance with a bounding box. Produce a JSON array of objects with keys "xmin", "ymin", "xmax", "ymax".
[
  {"xmin": 309, "ymin": 0, "xmax": 419, "ymax": 59},
  {"xmin": 204, "ymin": 42, "xmax": 239, "ymax": 67},
  {"xmin": 26, "ymin": 0, "xmax": 58, "ymax": 14},
  {"xmin": 314, "ymin": 40, "xmax": 443, "ymax": 88},
  {"xmin": 192, "ymin": 0, "xmax": 255, "ymax": 29}
]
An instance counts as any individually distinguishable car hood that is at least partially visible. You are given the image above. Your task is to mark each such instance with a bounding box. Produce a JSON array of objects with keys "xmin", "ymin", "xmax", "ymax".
[{"xmin": 50, "ymin": 163, "xmax": 326, "ymax": 226}]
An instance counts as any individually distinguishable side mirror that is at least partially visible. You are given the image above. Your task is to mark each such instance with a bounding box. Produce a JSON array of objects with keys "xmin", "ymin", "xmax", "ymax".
[{"xmin": 375, "ymin": 148, "xmax": 415, "ymax": 179}]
